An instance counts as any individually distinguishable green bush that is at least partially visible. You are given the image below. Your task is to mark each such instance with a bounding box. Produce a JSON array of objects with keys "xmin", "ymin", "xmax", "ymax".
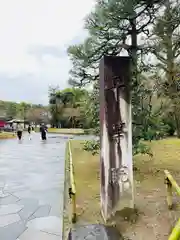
[
  {"xmin": 162, "ymin": 116, "xmax": 176, "ymax": 136},
  {"xmin": 83, "ymin": 140, "xmax": 100, "ymax": 155},
  {"xmin": 133, "ymin": 141, "xmax": 153, "ymax": 156}
]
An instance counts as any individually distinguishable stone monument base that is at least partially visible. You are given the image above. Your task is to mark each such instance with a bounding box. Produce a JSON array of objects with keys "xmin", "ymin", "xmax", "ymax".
[{"xmin": 68, "ymin": 224, "xmax": 123, "ymax": 240}]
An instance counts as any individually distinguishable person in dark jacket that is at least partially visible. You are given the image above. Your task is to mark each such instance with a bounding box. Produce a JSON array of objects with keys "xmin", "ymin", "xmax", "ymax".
[
  {"xmin": 40, "ymin": 124, "xmax": 47, "ymax": 140},
  {"xmin": 28, "ymin": 124, "xmax": 31, "ymax": 134},
  {"xmin": 27, "ymin": 124, "xmax": 32, "ymax": 139},
  {"xmin": 16, "ymin": 122, "xmax": 24, "ymax": 140}
]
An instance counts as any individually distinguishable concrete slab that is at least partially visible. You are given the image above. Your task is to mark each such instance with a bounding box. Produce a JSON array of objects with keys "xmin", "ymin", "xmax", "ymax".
[
  {"xmin": 0, "ymin": 194, "xmax": 19, "ymax": 204},
  {"xmin": 0, "ymin": 204, "xmax": 24, "ymax": 215},
  {"xmin": 27, "ymin": 216, "xmax": 62, "ymax": 236},
  {"xmin": 0, "ymin": 214, "xmax": 21, "ymax": 227},
  {"xmin": 4, "ymin": 182, "xmax": 27, "ymax": 193},
  {"xmin": 18, "ymin": 198, "xmax": 39, "ymax": 220},
  {"xmin": 0, "ymin": 220, "xmax": 26, "ymax": 240},
  {"xmin": 0, "ymin": 191, "xmax": 9, "ymax": 198},
  {"xmin": 32, "ymin": 205, "xmax": 51, "ymax": 218},
  {"xmin": 19, "ymin": 228, "xmax": 60, "ymax": 240}
]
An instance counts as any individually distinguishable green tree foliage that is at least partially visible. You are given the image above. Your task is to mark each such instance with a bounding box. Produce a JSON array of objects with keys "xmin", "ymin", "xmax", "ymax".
[
  {"xmin": 150, "ymin": 0, "xmax": 180, "ymax": 137},
  {"xmin": 49, "ymin": 86, "xmax": 61, "ymax": 127},
  {"xmin": 0, "ymin": 100, "xmax": 48, "ymax": 124},
  {"xmin": 67, "ymin": 0, "xmax": 164, "ymax": 155},
  {"xmin": 16, "ymin": 102, "xmax": 31, "ymax": 121},
  {"xmin": 5, "ymin": 102, "xmax": 17, "ymax": 119},
  {"xmin": 84, "ymin": 82, "xmax": 100, "ymax": 134},
  {"xmin": 68, "ymin": 0, "xmax": 162, "ymax": 85},
  {"xmin": 26, "ymin": 107, "xmax": 50, "ymax": 125},
  {"xmin": 48, "ymin": 87, "xmax": 90, "ymax": 128}
]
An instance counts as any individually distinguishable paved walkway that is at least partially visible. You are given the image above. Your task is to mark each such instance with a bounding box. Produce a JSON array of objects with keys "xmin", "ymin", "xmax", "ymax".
[{"xmin": 0, "ymin": 132, "xmax": 67, "ymax": 240}]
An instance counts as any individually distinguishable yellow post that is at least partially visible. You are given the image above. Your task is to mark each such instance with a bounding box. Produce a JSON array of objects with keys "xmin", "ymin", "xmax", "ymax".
[
  {"xmin": 69, "ymin": 140, "xmax": 77, "ymax": 224},
  {"xmin": 169, "ymin": 219, "xmax": 180, "ymax": 240},
  {"xmin": 164, "ymin": 170, "xmax": 180, "ymax": 196},
  {"xmin": 72, "ymin": 193, "xmax": 77, "ymax": 223},
  {"xmin": 165, "ymin": 177, "xmax": 173, "ymax": 210}
]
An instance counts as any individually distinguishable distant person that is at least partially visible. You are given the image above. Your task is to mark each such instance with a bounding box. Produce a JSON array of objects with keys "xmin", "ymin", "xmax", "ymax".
[
  {"xmin": 28, "ymin": 124, "xmax": 31, "ymax": 134},
  {"xmin": 16, "ymin": 122, "xmax": 24, "ymax": 140},
  {"xmin": 27, "ymin": 124, "xmax": 32, "ymax": 140},
  {"xmin": 40, "ymin": 123, "xmax": 47, "ymax": 140}
]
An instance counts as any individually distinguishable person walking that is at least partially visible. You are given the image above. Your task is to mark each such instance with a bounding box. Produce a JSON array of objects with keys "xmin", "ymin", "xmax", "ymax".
[
  {"xmin": 16, "ymin": 122, "xmax": 24, "ymax": 140},
  {"xmin": 12, "ymin": 122, "xmax": 16, "ymax": 136},
  {"xmin": 27, "ymin": 124, "xmax": 32, "ymax": 140},
  {"xmin": 40, "ymin": 123, "xmax": 47, "ymax": 140}
]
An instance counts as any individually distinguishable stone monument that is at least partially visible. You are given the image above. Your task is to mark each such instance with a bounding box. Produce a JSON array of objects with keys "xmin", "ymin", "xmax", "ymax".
[{"xmin": 99, "ymin": 56, "xmax": 134, "ymax": 221}]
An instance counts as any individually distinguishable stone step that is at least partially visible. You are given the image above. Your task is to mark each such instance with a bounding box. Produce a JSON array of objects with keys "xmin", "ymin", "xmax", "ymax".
[{"xmin": 67, "ymin": 224, "xmax": 123, "ymax": 240}]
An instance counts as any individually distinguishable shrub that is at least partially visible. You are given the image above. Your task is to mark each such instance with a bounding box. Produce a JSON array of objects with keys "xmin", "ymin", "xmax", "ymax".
[{"xmin": 83, "ymin": 140, "xmax": 100, "ymax": 155}]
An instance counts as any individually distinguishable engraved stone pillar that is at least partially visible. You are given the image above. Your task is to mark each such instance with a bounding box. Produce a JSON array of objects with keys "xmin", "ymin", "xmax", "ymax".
[{"xmin": 99, "ymin": 56, "xmax": 134, "ymax": 221}]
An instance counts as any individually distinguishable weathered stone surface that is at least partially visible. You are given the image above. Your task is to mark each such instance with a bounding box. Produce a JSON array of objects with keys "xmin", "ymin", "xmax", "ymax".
[
  {"xmin": 18, "ymin": 198, "xmax": 39, "ymax": 220},
  {"xmin": 13, "ymin": 190, "xmax": 32, "ymax": 199},
  {"xmin": 49, "ymin": 201, "xmax": 62, "ymax": 217},
  {"xmin": 19, "ymin": 228, "xmax": 60, "ymax": 240},
  {"xmin": 0, "ymin": 190, "xmax": 9, "ymax": 198},
  {"xmin": 69, "ymin": 224, "xmax": 122, "ymax": 240},
  {"xmin": 0, "ymin": 204, "xmax": 24, "ymax": 215},
  {"xmin": 0, "ymin": 220, "xmax": 26, "ymax": 239},
  {"xmin": 30, "ymin": 205, "xmax": 51, "ymax": 219},
  {"xmin": 4, "ymin": 182, "xmax": 27, "ymax": 193},
  {"xmin": 27, "ymin": 216, "xmax": 62, "ymax": 236},
  {"xmin": 0, "ymin": 182, "xmax": 5, "ymax": 189},
  {"xmin": 0, "ymin": 213, "xmax": 21, "ymax": 227},
  {"xmin": 0, "ymin": 194, "xmax": 19, "ymax": 204}
]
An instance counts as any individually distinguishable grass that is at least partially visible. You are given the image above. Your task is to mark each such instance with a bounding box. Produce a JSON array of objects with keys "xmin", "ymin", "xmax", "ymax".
[
  {"xmin": 134, "ymin": 138, "xmax": 180, "ymax": 183},
  {"xmin": 67, "ymin": 138, "xmax": 180, "ymax": 239},
  {"xmin": 0, "ymin": 132, "xmax": 16, "ymax": 139},
  {"xmin": 69, "ymin": 140, "xmax": 102, "ymax": 224},
  {"xmin": 47, "ymin": 128, "xmax": 85, "ymax": 135}
]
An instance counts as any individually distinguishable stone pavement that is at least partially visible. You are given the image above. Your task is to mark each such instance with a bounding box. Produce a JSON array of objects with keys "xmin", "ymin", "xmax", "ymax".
[
  {"xmin": 0, "ymin": 132, "xmax": 67, "ymax": 239},
  {"xmin": 68, "ymin": 224, "xmax": 123, "ymax": 240}
]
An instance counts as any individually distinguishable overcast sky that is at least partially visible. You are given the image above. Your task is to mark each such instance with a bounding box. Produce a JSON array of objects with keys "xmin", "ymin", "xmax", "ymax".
[{"xmin": 0, "ymin": 0, "xmax": 95, "ymax": 105}]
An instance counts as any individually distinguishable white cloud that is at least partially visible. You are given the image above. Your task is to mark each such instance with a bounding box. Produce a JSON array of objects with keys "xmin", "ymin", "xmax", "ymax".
[{"xmin": 0, "ymin": 0, "xmax": 95, "ymax": 104}]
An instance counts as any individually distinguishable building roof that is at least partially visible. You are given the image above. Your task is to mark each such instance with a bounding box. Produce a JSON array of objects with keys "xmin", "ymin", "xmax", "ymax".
[{"xmin": 7, "ymin": 119, "xmax": 24, "ymax": 123}]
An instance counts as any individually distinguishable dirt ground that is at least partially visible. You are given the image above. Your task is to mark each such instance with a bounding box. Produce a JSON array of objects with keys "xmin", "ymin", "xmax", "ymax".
[
  {"xmin": 119, "ymin": 174, "xmax": 180, "ymax": 240},
  {"xmin": 70, "ymin": 138, "xmax": 180, "ymax": 240}
]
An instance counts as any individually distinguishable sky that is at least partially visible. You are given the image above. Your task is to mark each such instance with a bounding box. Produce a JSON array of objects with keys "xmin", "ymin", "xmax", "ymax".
[{"xmin": 0, "ymin": 0, "xmax": 95, "ymax": 105}]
